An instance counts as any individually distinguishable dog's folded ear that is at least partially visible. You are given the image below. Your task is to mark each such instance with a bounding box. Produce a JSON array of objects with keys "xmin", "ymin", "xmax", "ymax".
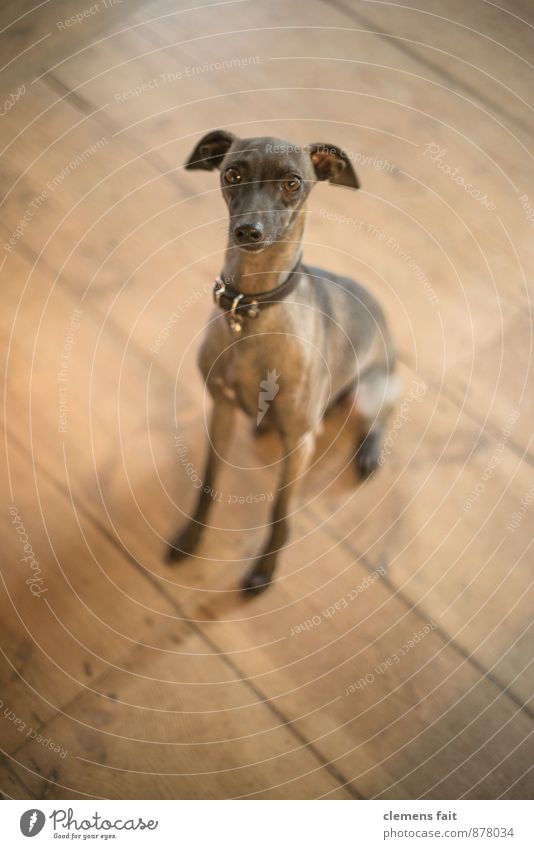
[
  {"xmin": 185, "ymin": 130, "xmax": 237, "ymax": 171},
  {"xmin": 308, "ymin": 143, "xmax": 360, "ymax": 189}
]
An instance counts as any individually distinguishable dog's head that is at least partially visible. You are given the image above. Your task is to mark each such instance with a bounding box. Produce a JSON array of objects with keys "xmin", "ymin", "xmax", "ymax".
[{"xmin": 185, "ymin": 130, "xmax": 360, "ymax": 252}]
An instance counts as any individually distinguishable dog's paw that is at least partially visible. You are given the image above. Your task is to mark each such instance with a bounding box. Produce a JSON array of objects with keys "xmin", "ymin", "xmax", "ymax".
[
  {"xmin": 355, "ymin": 430, "xmax": 382, "ymax": 479},
  {"xmin": 166, "ymin": 525, "xmax": 201, "ymax": 564},
  {"xmin": 241, "ymin": 567, "xmax": 272, "ymax": 596}
]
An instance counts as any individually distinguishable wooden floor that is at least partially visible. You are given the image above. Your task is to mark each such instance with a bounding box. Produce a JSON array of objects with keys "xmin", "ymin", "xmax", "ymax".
[{"xmin": 1, "ymin": 0, "xmax": 533, "ymax": 800}]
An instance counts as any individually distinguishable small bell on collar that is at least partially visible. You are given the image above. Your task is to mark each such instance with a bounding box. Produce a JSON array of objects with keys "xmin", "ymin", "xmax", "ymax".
[
  {"xmin": 228, "ymin": 314, "xmax": 243, "ymax": 334},
  {"xmin": 228, "ymin": 293, "xmax": 245, "ymax": 334}
]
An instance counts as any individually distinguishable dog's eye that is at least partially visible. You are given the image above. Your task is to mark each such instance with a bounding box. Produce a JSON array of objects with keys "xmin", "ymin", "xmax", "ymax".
[
  {"xmin": 282, "ymin": 175, "xmax": 301, "ymax": 193},
  {"xmin": 223, "ymin": 168, "xmax": 241, "ymax": 185}
]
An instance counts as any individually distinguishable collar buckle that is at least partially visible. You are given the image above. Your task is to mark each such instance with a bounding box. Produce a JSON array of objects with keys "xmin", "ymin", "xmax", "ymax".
[{"xmin": 247, "ymin": 300, "xmax": 259, "ymax": 319}]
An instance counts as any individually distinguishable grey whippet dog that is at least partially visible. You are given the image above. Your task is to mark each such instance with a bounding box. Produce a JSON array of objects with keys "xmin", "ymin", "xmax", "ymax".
[{"xmin": 167, "ymin": 130, "xmax": 398, "ymax": 593}]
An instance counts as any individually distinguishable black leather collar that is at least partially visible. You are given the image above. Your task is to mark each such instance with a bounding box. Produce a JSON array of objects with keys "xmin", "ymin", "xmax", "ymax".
[{"xmin": 213, "ymin": 258, "xmax": 303, "ymax": 333}]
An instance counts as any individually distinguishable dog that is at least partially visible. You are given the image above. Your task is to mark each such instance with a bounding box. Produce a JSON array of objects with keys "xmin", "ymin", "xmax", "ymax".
[{"xmin": 167, "ymin": 130, "xmax": 398, "ymax": 593}]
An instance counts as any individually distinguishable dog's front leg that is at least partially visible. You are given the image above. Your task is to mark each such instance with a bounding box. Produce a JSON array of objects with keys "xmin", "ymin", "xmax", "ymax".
[
  {"xmin": 167, "ymin": 397, "xmax": 235, "ymax": 562},
  {"xmin": 242, "ymin": 431, "xmax": 315, "ymax": 594}
]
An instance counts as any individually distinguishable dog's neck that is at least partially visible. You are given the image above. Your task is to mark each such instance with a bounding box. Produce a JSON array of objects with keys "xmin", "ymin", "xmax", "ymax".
[{"xmin": 222, "ymin": 211, "xmax": 306, "ymax": 294}]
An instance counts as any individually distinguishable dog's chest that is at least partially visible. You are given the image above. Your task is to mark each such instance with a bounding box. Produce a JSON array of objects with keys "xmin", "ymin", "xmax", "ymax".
[
  {"xmin": 210, "ymin": 349, "xmax": 267, "ymax": 415},
  {"xmin": 212, "ymin": 363, "xmax": 238, "ymax": 403},
  {"xmin": 201, "ymin": 326, "xmax": 284, "ymax": 417},
  {"xmin": 199, "ymin": 308, "xmax": 326, "ymax": 423}
]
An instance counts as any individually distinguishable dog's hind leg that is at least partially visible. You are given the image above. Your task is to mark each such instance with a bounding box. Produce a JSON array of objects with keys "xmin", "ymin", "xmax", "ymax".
[
  {"xmin": 354, "ymin": 365, "xmax": 400, "ymax": 478},
  {"xmin": 167, "ymin": 397, "xmax": 235, "ymax": 562}
]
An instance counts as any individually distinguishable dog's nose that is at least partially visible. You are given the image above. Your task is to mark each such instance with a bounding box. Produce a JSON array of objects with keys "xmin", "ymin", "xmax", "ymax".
[{"xmin": 234, "ymin": 223, "xmax": 264, "ymax": 244}]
